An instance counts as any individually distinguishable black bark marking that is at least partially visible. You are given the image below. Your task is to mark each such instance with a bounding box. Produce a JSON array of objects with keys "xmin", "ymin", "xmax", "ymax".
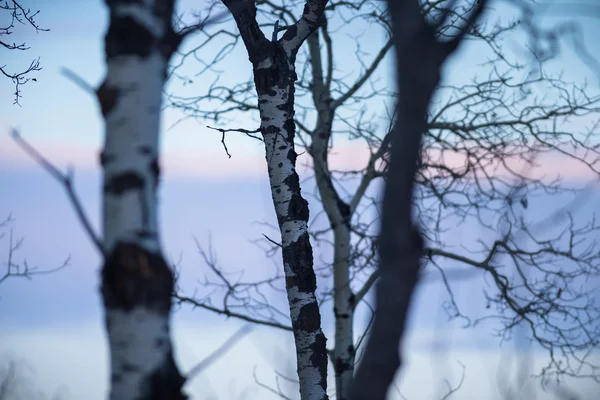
[
  {"xmin": 151, "ymin": 0, "xmax": 173, "ymax": 20},
  {"xmin": 286, "ymin": 148, "xmax": 297, "ymax": 166},
  {"xmin": 333, "ymin": 343, "xmax": 355, "ymax": 384},
  {"xmin": 283, "ymin": 232, "xmax": 316, "ymax": 293},
  {"xmin": 347, "ymin": 344, "xmax": 355, "ymax": 357},
  {"xmin": 337, "ymin": 199, "xmax": 350, "ymax": 219},
  {"xmin": 101, "ymin": 242, "xmax": 174, "ymax": 313},
  {"xmin": 105, "ymin": 15, "xmax": 154, "ymax": 58},
  {"xmin": 253, "ymin": 44, "xmax": 295, "ymax": 96},
  {"xmin": 282, "ymin": 24, "xmax": 298, "ymax": 42},
  {"xmin": 147, "ymin": 351, "xmax": 187, "ymax": 400},
  {"xmin": 138, "ymin": 146, "xmax": 153, "ymax": 154},
  {"xmin": 334, "ymin": 356, "xmax": 352, "ymax": 375},
  {"xmin": 122, "ymin": 363, "xmax": 141, "ymax": 372},
  {"xmin": 104, "ymin": 172, "xmax": 145, "ymax": 195},
  {"xmin": 263, "ymin": 125, "xmax": 279, "ymax": 135},
  {"xmin": 162, "ymin": 30, "xmax": 183, "ymax": 60},
  {"xmin": 337, "ymin": 198, "xmax": 351, "ymax": 228},
  {"xmin": 97, "ymin": 83, "xmax": 120, "ymax": 117},
  {"xmin": 283, "ymin": 173, "xmax": 309, "ymax": 224},
  {"xmin": 348, "ymin": 292, "xmax": 356, "ymax": 309},
  {"xmin": 283, "ymin": 117, "xmax": 296, "ymax": 142},
  {"xmin": 150, "ymin": 159, "xmax": 160, "ymax": 185},
  {"xmin": 333, "ymin": 307, "xmax": 350, "ymax": 319},
  {"xmin": 135, "ymin": 229, "xmax": 157, "ymax": 240},
  {"xmin": 288, "ymin": 194, "xmax": 309, "ymax": 224},
  {"xmin": 296, "ymin": 301, "xmax": 321, "ymax": 332},
  {"xmin": 309, "ymin": 331, "xmax": 328, "ymax": 393},
  {"xmin": 100, "ymin": 151, "xmax": 117, "ymax": 167}
]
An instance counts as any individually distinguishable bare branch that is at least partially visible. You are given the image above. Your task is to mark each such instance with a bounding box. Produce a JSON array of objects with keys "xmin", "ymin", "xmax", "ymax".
[
  {"xmin": 10, "ymin": 129, "xmax": 104, "ymax": 256},
  {"xmin": 187, "ymin": 324, "xmax": 254, "ymax": 380},
  {"xmin": 0, "ymin": 222, "xmax": 70, "ymax": 287},
  {"xmin": 1, "ymin": 0, "xmax": 48, "ymax": 104}
]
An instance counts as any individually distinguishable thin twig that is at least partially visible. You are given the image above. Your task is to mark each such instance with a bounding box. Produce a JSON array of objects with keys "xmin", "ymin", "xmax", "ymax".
[
  {"xmin": 10, "ymin": 129, "xmax": 104, "ymax": 256},
  {"xmin": 60, "ymin": 68, "xmax": 96, "ymax": 95},
  {"xmin": 178, "ymin": 9, "xmax": 230, "ymax": 39},
  {"xmin": 262, "ymin": 233, "xmax": 282, "ymax": 248},
  {"xmin": 187, "ymin": 324, "xmax": 254, "ymax": 380},
  {"xmin": 1, "ymin": 226, "xmax": 70, "ymax": 286},
  {"xmin": 253, "ymin": 365, "xmax": 294, "ymax": 400},
  {"xmin": 174, "ymin": 294, "xmax": 293, "ymax": 331},
  {"xmin": 207, "ymin": 125, "xmax": 262, "ymax": 158},
  {"xmin": 439, "ymin": 361, "xmax": 466, "ymax": 400}
]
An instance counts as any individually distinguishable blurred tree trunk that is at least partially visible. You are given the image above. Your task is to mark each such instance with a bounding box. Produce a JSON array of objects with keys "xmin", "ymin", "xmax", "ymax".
[
  {"xmin": 350, "ymin": 1, "xmax": 487, "ymax": 399},
  {"xmin": 97, "ymin": 0, "xmax": 186, "ymax": 398}
]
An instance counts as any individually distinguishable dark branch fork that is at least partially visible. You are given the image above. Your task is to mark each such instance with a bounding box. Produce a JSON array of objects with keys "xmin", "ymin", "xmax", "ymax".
[
  {"xmin": 10, "ymin": 129, "xmax": 104, "ymax": 256},
  {"xmin": 350, "ymin": 0, "xmax": 488, "ymax": 398}
]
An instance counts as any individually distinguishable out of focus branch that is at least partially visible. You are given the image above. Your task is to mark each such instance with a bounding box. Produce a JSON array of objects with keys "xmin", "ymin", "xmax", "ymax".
[{"xmin": 10, "ymin": 129, "xmax": 104, "ymax": 256}]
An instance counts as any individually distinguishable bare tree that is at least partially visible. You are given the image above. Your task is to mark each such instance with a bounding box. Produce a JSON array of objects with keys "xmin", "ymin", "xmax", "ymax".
[
  {"xmin": 8, "ymin": 0, "xmax": 255, "ymax": 397},
  {"xmin": 94, "ymin": 0, "xmax": 190, "ymax": 397},
  {"xmin": 168, "ymin": 0, "xmax": 600, "ymax": 396},
  {"xmin": 350, "ymin": 0, "xmax": 487, "ymax": 398},
  {"xmin": 0, "ymin": 0, "xmax": 47, "ymax": 104},
  {"xmin": 210, "ymin": 1, "xmax": 331, "ymax": 398}
]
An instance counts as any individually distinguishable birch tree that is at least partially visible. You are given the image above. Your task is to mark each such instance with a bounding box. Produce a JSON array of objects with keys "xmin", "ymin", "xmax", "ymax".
[
  {"xmin": 214, "ymin": 1, "xmax": 330, "ymax": 398},
  {"xmin": 169, "ymin": 0, "xmax": 600, "ymax": 396},
  {"xmin": 350, "ymin": 0, "xmax": 487, "ymax": 397},
  {"xmin": 97, "ymin": 0, "xmax": 186, "ymax": 397}
]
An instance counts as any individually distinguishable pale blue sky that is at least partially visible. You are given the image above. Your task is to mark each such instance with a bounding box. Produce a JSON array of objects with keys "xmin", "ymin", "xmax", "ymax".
[{"xmin": 1, "ymin": 0, "xmax": 600, "ymax": 398}]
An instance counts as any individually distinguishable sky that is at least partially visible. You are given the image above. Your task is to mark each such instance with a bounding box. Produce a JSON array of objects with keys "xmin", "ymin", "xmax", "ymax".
[{"xmin": 1, "ymin": 0, "xmax": 600, "ymax": 399}]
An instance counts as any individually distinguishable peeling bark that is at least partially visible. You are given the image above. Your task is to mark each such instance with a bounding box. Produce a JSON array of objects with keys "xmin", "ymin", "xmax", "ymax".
[
  {"xmin": 222, "ymin": 1, "xmax": 329, "ymax": 398},
  {"xmin": 98, "ymin": 0, "xmax": 185, "ymax": 399}
]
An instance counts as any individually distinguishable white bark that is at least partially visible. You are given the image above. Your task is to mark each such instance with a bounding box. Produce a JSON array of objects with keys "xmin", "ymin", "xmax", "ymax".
[
  {"xmin": 107, "ymin": 309, "xmax": 171, "ymax": 398},
  {"xmin": 98, "ymin": 1, "xmax": 185, "ymax": 399},
  {"xmin": 258, "ymin": 64, "xmax": 329, "ymax": 400},
  {"xmin": 307, "ymin": 30, "xmax": 355, "ymax": 400},
  {"xmin": 102, "ymin": 50, "xmax": 164, "ymax": 254},
  {"xmin": 222, "ymin": 1, "xmax": 330, "ymax": 397}
]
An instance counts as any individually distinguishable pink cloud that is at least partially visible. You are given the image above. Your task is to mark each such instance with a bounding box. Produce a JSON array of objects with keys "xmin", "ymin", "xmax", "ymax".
[
  {"xmin": 0, "ymin": 133, "xmax": 267, "ymax": 181},
  {"xmin": 1, "ymin": 128, "xmax": 596, "ymax": 183}
]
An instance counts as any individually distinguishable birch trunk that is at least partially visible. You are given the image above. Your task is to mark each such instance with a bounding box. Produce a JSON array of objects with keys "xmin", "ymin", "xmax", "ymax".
[
  {"xmin": 97, "ymin": 0, "xmax": 185, "ymax": 398},
  {"xmin": 306, "ymin": 30, "xmax": 354, "ymax": 400},
  {"xmin": 222, "ymin": 1, "xmax": 329, "ymax": 398}
]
